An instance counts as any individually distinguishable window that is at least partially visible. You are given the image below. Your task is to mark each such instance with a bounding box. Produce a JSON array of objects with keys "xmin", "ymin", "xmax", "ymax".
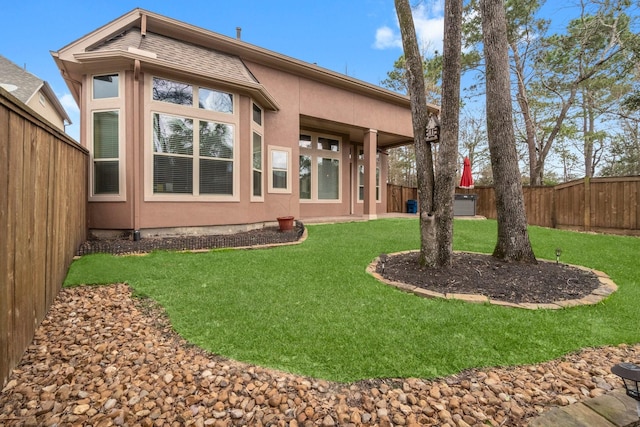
[
  {"xmin": 152, "ymin": 113, "xmax": 234, "ymax": 196},
  {"xmin": 318, "ymin": 157, "xmax": 339, "ymax": 199},
  {"xmin": 200, "ymin": 88, "xmax": 233, "ymax": 113},
  {"xmin": 252, "ymin": 132, "xmax": 263, "ymax": 197},
  {"xmin": 299, "ymin": 134, "xmax": 312, "ymax": 149},
  {"xmin": 358, "ymin": 165, "xmax": 380, "ymax": 201},
  {"xmin": 299, "ymin": 155, "xmax": 311, "ymax": 199},
  {"xmin": 147, "ymin": 76, "xmax": 238, "ymax": 200},
  {"xmin": 318, "ymin": 136, "xmax": 340, "ymax": 152},
  {"xmin": 93, "ymin": 74, "xmax": 119, "ymax": 99},
  {"xmin": 268, "ymin": 146, "xmax": 291, "ymax": 193},
  {"xmin": 153, "ymin": 77, "xmax": 193, "ymax": 106},
  {"xmin": 152, "ymin": 113, "xmax": 193, "ymax": 194},
  {"xmin": 93, "ymin": 111, "xmax": 120, "ymax": 194},
  {"xmin": 252, "ymin": 103, "xmax": 262, "ymax": 125},
  {"xmin": 199, "ymin": 121, "xmax": 233, "ymax": 195},
  {"xmin": 90, "ymin": 72, "xmax": 123, "ymax": 200},
  {"xmin": 299, "ymin": 132, "xmax": 341, "ymax": 201},
  {"xmin": 357, "ymin": 149, "xmax": 381, "ymax": 202},
  {"xmin": 251, "ymin": 103, "xmax": 264, "ymax": 200}
]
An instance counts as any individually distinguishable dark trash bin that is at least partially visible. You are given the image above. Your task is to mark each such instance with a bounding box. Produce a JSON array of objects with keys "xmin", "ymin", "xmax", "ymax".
[
  {"xmin": 407, "ymin": 199, "xmax": 417, "ymax": 214},
  {"xmin": 454, "ymin": 194, "xmax": 477, "ymax": 216}
]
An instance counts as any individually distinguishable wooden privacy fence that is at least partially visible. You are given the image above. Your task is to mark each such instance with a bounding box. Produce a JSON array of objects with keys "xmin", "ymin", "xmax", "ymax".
[
  {"xmin": 389, "ymin": 177, "xmax": 640, "ymax": 236},
  {"xmin": 1, "ymin": 88, "xmax": 88, "ymax": 386},
  {"xmin": 387, "ymin": 184, "xmax": 418, "ymax": 214}
]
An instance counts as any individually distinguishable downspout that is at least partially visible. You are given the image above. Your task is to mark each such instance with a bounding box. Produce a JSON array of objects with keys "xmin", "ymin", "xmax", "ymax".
[{"xmin": 133, "ymin": 59, "xmax": 141, "ymax": 240}]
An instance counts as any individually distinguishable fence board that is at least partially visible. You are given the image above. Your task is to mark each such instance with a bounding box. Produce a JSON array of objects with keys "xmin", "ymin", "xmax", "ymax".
[
  {"xmin": 0, "ymin": 88, "xmax": 87, "ymax": 387},
  {"xmin": 386, "ymin": 184, "xmax": 417, "ymax": 213},
  {"xmin": 0, "ymin": 95, "xmax": 12, "ymax": 388}
]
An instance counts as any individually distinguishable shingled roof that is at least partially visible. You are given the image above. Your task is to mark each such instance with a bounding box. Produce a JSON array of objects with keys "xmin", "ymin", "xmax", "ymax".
[
  {"xmin": 0, "ymin": 55, "xmax": 46, "ymax": 103},
  {"xmin": 0, "ymin": 54, "xmax": 71, "ymax": 125},
  {"xmin": 89, "ymin": 29, "xmax": 258, "ymax": 87}
]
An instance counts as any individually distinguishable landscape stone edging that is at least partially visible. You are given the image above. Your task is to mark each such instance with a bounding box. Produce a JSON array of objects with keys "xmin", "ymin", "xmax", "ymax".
[{"xmin": 366, "ymin": 250, "xmax": 618, "ymax": 310}]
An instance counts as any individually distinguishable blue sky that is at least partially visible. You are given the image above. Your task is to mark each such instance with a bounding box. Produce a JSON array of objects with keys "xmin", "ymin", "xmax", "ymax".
[
  {"xmin": 0, "ymin": 1, "xmax": 584, "ymax": 141},
  {"xmin": 2, "ymin": 0, "xmax": 438, "ymax": 140}
]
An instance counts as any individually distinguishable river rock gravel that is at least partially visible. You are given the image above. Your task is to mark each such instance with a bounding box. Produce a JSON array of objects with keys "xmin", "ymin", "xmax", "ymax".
[{"xmin": 1, "ymin": 284, "xmax": 638, "ymax": 427}]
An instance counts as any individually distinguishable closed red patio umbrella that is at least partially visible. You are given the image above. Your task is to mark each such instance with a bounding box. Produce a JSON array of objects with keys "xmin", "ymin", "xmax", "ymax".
[{"xmin": 459, "ymin": 156, "xmax": 474, "ymax": 189}]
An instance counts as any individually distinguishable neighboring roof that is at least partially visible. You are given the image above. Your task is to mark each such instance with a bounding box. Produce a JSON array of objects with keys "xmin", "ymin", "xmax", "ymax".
[{"xmin": 0, "ymin": 54, "xmax": 71, "ymax": 125}]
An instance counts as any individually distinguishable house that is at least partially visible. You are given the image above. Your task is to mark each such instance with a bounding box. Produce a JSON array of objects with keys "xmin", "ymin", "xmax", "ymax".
[
  {"xmin": 52, "ymin": 8, "xmax": 438, "ymax": 238},
  {"xmin": 0, "ymin": 55, "xmax": 71, "ymax": 131}
]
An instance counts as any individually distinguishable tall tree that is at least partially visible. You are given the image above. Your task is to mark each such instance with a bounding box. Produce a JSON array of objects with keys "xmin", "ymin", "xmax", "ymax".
[
  {"xmin": 532, "ymin": 4, "xmax": 639, "ymax": 182},
  {"xmin": 394, "ymin": 0, "xmax": 462, "ymax": 267},
  {"xmin": 395, "ymin": 0, "xmax": 437, "ymax": 267},
  {"xmin": 480, "ymin": 0, "xmax": 536, "ymax": 262},
  {"xmin": 381, "ymin": 53, "xmax": 443, "ymax": 104},
  {"xmin": 435, "ymin": 0, "xmax": 464, "ymax": 266},
  {"xmin": 599, "ymin": 112, "xmax": 640, "ymax": 176},
  {"xmin": 464, "ymin": 0, "xmax": 639, "ymax": 184}
]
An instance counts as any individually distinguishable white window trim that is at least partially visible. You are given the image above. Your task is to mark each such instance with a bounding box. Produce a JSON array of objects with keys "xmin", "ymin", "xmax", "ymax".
[
  {"xmin": 144, "ymin": 75, "xmax": 240, "ymax": 202},
  {"xmin": 299, "ymin": 131, "xmax": 342, "ymax": 203},
  {"xmin": 268, "ymin": 145, "xmax": 292, "ymax": 194},
  {"xmin": 87, "ymin": 72, "xmax": 126, "ymax": 202}
]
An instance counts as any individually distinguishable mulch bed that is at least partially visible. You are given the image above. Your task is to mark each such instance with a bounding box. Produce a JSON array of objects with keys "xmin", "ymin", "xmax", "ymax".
[
  {"xmin": 378, "ymin": 251, "xmax": 602, "ymax": 304},
  {"xmin": 76, "ymin": 222, "xmax": 305, "ymax": 256}
]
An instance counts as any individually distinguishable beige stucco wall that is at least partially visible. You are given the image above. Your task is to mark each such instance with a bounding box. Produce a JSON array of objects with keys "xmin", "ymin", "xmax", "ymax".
[{"xmin": 84, "ymin": 59, "xmax": 412, "ymax": 234}]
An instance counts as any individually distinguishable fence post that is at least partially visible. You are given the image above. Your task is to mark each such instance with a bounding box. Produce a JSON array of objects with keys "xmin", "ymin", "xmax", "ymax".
[{"xmin": 584, "ymin": 177, "xmax": 591, "ymax": 232}]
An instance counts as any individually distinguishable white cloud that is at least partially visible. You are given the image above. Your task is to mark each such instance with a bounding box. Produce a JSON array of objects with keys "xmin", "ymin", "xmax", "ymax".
[
  {"xmin": 373, "ymin": 1, "xmax": 445, "ymax": 56},
  {"xmin": 374, "ymin": 26, "xmax": 402, "ymax": 49},
  {"xmin": 60, "ymin": 93, "xmax": 79, "ymax": 115}
]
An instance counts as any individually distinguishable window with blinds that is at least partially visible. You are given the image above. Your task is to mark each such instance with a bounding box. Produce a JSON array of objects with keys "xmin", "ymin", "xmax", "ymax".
[
  {"xmin": 152, "ymin": 113, "xmax": 234, "ymax": 196},
  {"xmin": 93, "ymin": 110, "xmax": 120, "ymax": 194},
  {"xmin": 90, "ymin": 73, "xmax": 123, "ymax": 200},
  {"xmin": 148, "ymin": 76, "xmax": 238, "ymax": 200}
]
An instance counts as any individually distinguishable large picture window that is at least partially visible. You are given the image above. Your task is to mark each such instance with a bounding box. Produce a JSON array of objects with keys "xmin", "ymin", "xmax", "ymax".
[
  {"xmin": 299, "ymin": 132, "xmax": 341, "ymax": 201},
  {"xmin": 152, "ymin": 113, "xmax": 234, "ymax": 196},
  {"xmin": 148, "ymin": 76, "xmax": 238, "ymax": 200}
]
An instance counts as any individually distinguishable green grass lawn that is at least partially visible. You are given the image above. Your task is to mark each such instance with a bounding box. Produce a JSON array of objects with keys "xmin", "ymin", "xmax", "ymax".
[{"xmin": 64, "ymin": 218, "xmax": 640, "ymax": 382}]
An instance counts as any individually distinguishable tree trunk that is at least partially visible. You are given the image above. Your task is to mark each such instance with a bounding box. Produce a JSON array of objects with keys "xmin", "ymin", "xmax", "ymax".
[
  {"xmin": 480, "ymin": 0, "xmax": 536, "ymax": 263},
  {"xmin": 434, "ymin": 0, "xmax": 463, "ymax": 266},
  {"xmin": 583, "ymin": 88, "xmax": 595, "ymax": 178},
  {"xmin": 395, "ymin": 0, "xmax": 437, "ymax": 267},
  {"xmin": 511, "ymin": 42, "xmax": 541, "ymax": 186}
]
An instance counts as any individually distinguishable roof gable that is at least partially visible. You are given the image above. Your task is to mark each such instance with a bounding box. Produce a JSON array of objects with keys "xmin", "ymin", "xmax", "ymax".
[{"xmin": 89, "ymin": 29, "xmax": 258, "ymax": 87}]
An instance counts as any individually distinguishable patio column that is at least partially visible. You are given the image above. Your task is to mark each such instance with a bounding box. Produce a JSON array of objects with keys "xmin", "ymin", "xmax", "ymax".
[{"xmin": 364, "ymin": 129, "xmax": 377, "ymax": 220}]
